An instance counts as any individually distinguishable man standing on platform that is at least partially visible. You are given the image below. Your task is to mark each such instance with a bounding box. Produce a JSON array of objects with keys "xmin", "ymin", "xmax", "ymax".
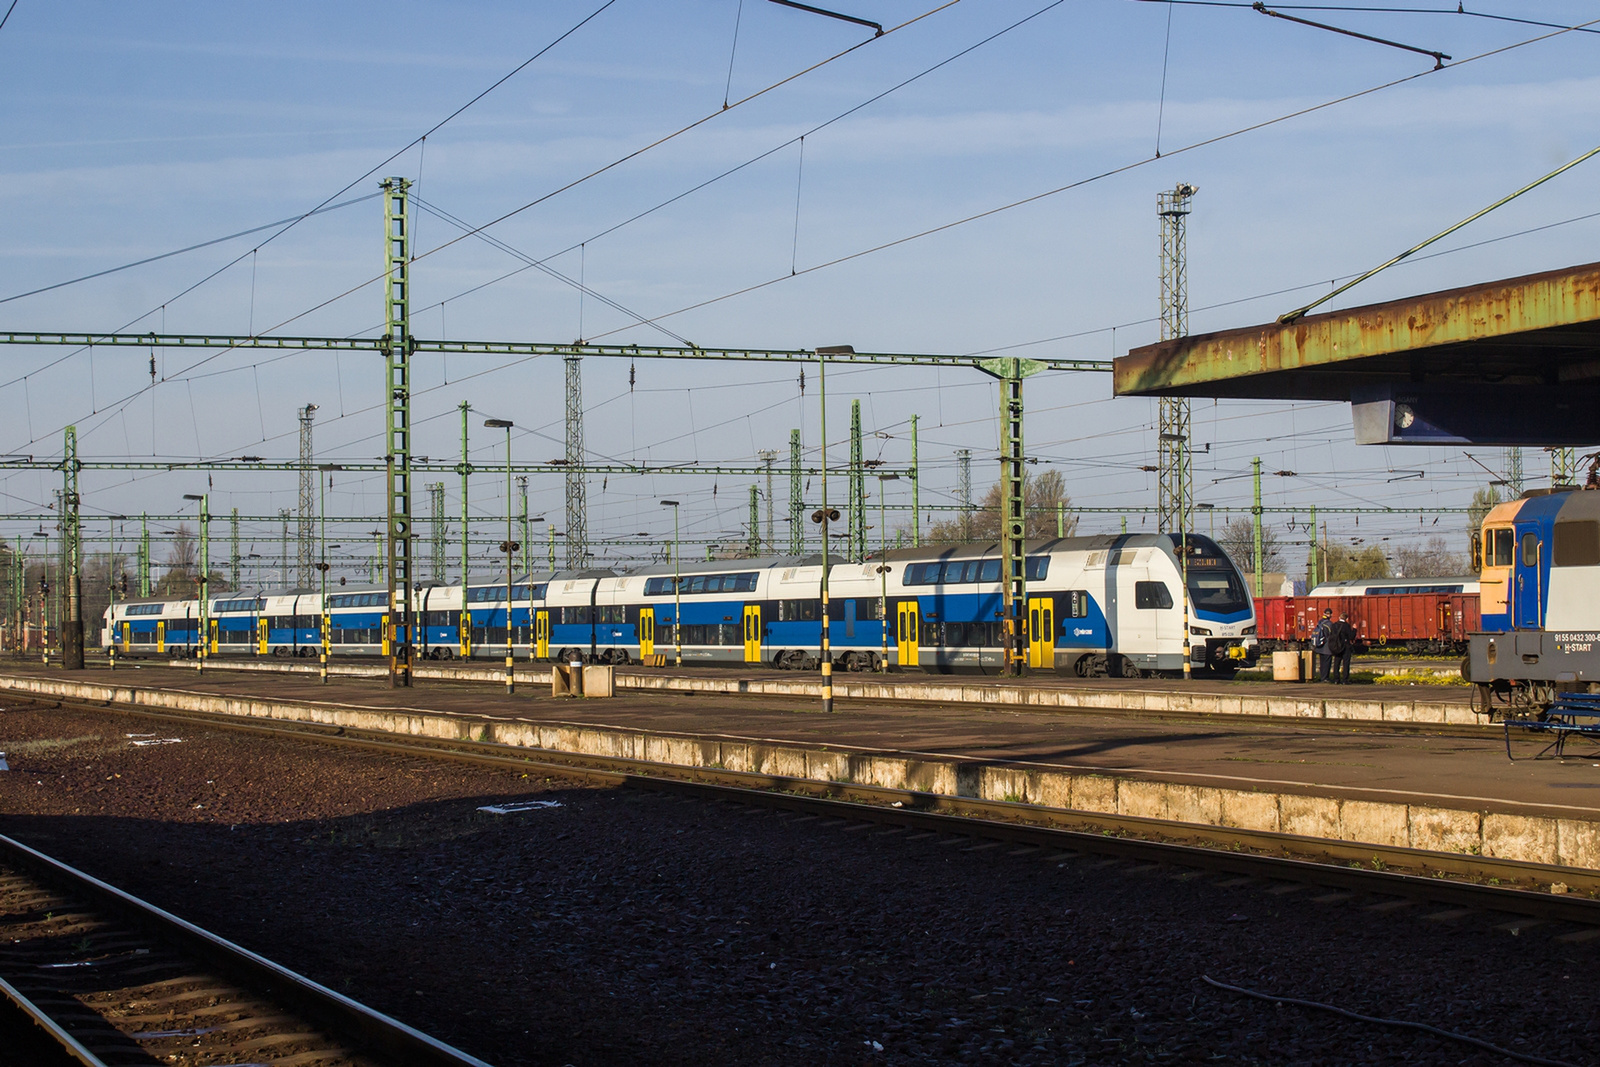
[
  {"xmin": 1332, "ymin": 611, "xmax": 1357, "ymax": 685},
  {"xmin": 1311, "ymin": 608, "xmax": 1334, "ymax": 683}
]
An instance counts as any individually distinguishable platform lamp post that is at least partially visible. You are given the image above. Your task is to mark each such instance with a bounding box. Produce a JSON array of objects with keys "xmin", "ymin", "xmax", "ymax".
[
  {"xmin": 316, "ymin": 465, "xmax": 342, "ymax": 684},
  {"xmin": 107, "ymin": 515, "xmax": 127, "ymax": 670},
  {"xmin": 182, "ymin": 494, "xmax": 208, "ymax": 673},
  {"xmin": 875, "ymin": 473, "xmax": 899, "ymax": 672},
  {"xmin": 485, "ymin": 418, "xmax": 517, "ymax": 696},
  {"xmin": 660, "ymin": 500, "xmax": 682, "ymax": 667}
]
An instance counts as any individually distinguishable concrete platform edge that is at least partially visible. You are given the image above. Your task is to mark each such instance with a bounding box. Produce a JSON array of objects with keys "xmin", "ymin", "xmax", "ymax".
[{"xmin": 2, "ymin": 672, "xmax": 1578, "ymax": 873}]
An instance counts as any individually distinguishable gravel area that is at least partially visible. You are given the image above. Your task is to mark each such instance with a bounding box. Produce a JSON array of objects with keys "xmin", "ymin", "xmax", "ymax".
[{"xmin": 0, "ymin": 702, "xmax": 1596, "ymax": 1066}]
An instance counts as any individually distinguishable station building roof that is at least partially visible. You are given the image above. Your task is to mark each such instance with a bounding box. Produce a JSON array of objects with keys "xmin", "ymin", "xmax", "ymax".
[{"xmin": 1113, "ymin": 261, "xmax": 1600, "ymax": 446}]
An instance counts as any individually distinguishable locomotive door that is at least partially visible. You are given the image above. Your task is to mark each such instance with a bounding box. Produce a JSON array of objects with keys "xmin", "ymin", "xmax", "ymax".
[
  {"xmin": 743, "ymin": 605, "xmax": 762, "ymax": 663},
  {"xmin": 535, "ymin": 609, "xmax": 550, "ymax": 660},
  {"xmin": 121, "ymin": 621, "xmax": 131, "ymax": 653},
  {"xmin": 637, "ymin": 608, "xmax": 654, "ymax": 658},
  {"xmin": 156, "ymin": 620, "xmax": 165, "ymax": 654},
  {"xmin": 1515, "ymin": 532, "xmax": 1542, "ymax": 630},
  {"xmin": 1027, "ymin": 596, "xmax": 1055, "ymax": 670},
  {"xmin": 896, "ymin": 601, "xmax": 919, "ymax": 668},
  {"xmin": 257, "ymin": 617, "xmax": 269, "ymax": 656}
]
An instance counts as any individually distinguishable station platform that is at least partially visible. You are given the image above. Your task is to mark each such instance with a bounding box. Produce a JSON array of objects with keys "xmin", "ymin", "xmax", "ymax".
[
  {"xmin": 2, "ymin": 662, "xmax": 1594, "ymax": 873},
  {"xmin": 134, "ymin": 655, "xmax": 1477, "ymax": 727}
]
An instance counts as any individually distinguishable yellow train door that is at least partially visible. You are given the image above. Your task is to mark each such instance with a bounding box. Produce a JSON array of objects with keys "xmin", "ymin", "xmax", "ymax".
[
  {"xmin": 156, "ymin": 620, "xmax": 165, "ymax": 654},
  {"xmin": 257, "ymin": 617, "xmax": 269, "ymax": 656},
  {"xmin": 1028, "ymin": 596, "xmax": 1055, "ymax": 670},
  {"xmin": 209, "ymin": 619, "xmax": 218, "ymax": 656},
  {"xmin": 121, "ymin": 621, "xmax": 131, "ymax": 653},
  {"xmin": 638, "ymin": 607, "xmax": 654, "ymax": 658},
  {"xmin": 381, "ymin": 613, "xmax": 391, "ymax": 657},
  {"xmin": 896, "ymin": 601, "xmax": 919, "ymax": 668},
  {"xmin": 460, "ymin": 609, "xmax": 472, "ymax": 658},
  {"xmin": 743, "ymin": 604, "xmax": 762, "ymax": 663},
  {"xmin": 535, "ymin": 610, "xmax": 550, "ymax": 660}
]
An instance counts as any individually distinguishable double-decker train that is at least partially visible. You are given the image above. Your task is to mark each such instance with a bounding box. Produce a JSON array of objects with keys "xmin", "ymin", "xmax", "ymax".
[{"xmin": 102, "ymin": 533, "xmax": 1259, "ymax": 677}]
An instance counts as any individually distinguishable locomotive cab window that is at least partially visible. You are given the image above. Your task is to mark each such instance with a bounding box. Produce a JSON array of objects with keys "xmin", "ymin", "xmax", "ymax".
[
  {"xmin": 1554, "ymin": 521, "xmax": 1600, "ymax": 567},
  {"xmin": 1488, "ymin": 527, "xmax": 1514, "ymax": 567},
  {"xmin": 1521, "ymin": 532, "xmax": 1541, "ymax": 568},
  {"xmin": 1134, "ymin": 581, "xmax": 1173, "ymax": 610}
]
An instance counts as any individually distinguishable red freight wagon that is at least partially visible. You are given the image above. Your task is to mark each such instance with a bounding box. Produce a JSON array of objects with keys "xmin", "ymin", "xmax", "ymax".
[{"xmin": 1253, "ymin": 593, "xmax": 1479, "ymax": 654}]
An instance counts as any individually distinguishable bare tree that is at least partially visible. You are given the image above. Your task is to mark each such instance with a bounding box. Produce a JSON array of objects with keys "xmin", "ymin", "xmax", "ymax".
[
  {"xmin": 1311, "ymin": 543, "xmax": 1390, "ymax": 585},
  {"xmin": 158, "ymin": 524, "xmax": 197, "ymax": 596},
  {"xmin": 1392, "ymin": 535, "xmax": 1467, "ymax": 578},
  {"xmin": 927, "ymin": 469, "xmax": 1078, "ymax": 543},
  {"xmin": 1217, "ymin": 518, "xmax": 1283, "ymax": 574}
]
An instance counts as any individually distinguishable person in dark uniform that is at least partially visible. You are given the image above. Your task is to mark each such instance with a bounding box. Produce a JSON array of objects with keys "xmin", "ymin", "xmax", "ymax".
[
  {"xmin": 1332, "ymin": 611, "xmax": 1357, "ymax": 684},
  {"xmin": 1311, "ymin": 608, "xmax": 1333, "ymax": 683}
]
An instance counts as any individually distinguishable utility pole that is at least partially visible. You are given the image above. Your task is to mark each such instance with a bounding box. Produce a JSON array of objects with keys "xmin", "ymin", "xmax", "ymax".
[
  {"xmin": 61, "ymin": 426, "xmax": 83, "ymax": 669},
  {"xmin": 517, "ymin": 474, "xmax": 530, "ymax": 577},
  {"xmin": 1252, "ymin": 457, "xmax": 1263, "ymax": 598},
  {"xmin": 1308, "ymin": 504, "xmax": 1319, "ymax": 589},
  {"xmin": 278, "ymin": 508, "xmax": 289, "ymax": 587},
  {"xmin": 758, "ymin": 450, "xmax": 777, "ymax": 552},
  {"xmin": 564, "ymin": 355, "xmax": 588, "ymax": 569},
  {"xmin": 138, "ymin": 513, "xmax": 150, "ymax": 597},
  {"xmin": 747, "ymin": 484, "xmax": 761, "ymax": 556},
  {"xmin": 977, "ymin": 357, "xmax": 1040, "ymax": 677},
  {"xmin": 910, "ymin": 414, "xmax": 920, "ymax": 547},
  {"xmin": 428, "ymin": 482, "xmax": 446, "ymax": 582},
  {"xmin": 1158, "ymin": 181, "xmax": 1197, "ymax": 682},
  {"xmin": 380, "ymin": 176, "xmax": 414, "ymax": 687},
  {"xmin": 849, "ymin": 400, "xmax": 866, "ymax": 563},
  {"xmin": 956, "ymin": 449, "xmax": 972, "ymax": 539},
  {"xmin": 458, "ymin": 401, "xmax": 472, "ymax": 587},
  {"xmin": 230, "ymin": 507, "xmax": 241, "ymax": 590},
  {"xmin": 297, "ymin": 403, "xmax": 317, "ymax": 588},
  {"xmin": 788, "ymin": 429, "xmax": 803, "ymax": 555}
]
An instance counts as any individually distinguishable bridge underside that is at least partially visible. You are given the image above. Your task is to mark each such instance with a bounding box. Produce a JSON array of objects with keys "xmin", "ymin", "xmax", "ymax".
[{"xmin": 1114, "ymin": 261, "xmax": 1600, "ymax": 445}]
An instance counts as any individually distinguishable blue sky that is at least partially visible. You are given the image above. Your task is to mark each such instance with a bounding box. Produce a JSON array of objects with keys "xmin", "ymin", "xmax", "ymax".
[{"xmin": 1, "ymin": 1, "xmax": 1597, "ymax": 578}]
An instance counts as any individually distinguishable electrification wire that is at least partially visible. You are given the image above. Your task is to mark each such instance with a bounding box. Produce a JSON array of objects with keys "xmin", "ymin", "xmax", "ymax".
[
  {"xmin": 408, "ymin": 1, "xmax": 964, "ymax": 272},
  {"xmin": 0, "ymin": 194, "xmax": 379, "ymax": 309},
  {"xmin": 1127, "ymin": 0, "xmax": 1600, "ymax": 35},
  {"xmin": 0, "ymin": 2, "xmax": 18, "ymax": 37},
  {"xmin": 577, "ymin": 12, "xmax": 1600, "ymax": 343}
]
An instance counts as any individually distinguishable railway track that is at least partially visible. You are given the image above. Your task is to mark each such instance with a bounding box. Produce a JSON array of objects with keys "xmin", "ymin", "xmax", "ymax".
[
  {"xmin": 13, "ymin": 690, "xmax": 1600, "ymax": 934},
  {"xmin": 0, "ymin": 828, "xmax": 494, "ymax": 1067}
]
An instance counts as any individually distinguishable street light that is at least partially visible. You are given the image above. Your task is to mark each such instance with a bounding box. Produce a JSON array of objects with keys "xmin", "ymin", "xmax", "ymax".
[
  {"xmin": 660, "ymin": 501, "xmax": 681, "ymax": 666},
  {"xmin": 315, "ymin": 465, "xmax": 342, "ymax": 684},
  {"xmin": 485, "ymin": 418, "xmax": 516, "ymax": 696},
  {"xmin": 183, "ymin": 494, "xmax": 208, "ymax": 672}
]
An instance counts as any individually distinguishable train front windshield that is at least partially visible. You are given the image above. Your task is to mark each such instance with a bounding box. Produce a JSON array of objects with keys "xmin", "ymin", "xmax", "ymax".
[{"xmin": 1186, "ymin": 568, "xmax": 1250, "ymax": 615}]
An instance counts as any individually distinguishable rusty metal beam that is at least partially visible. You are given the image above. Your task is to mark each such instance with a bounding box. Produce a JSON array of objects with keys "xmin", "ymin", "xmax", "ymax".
[{"xmin": 1115, "ymin": 261, "xmax": 1600, "ymax": 400}]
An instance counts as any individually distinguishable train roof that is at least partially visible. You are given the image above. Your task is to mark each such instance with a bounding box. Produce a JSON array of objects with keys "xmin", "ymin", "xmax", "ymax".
[{"xmin": 623, "ymin": 555, "xmax": 808, "ymax": 578}]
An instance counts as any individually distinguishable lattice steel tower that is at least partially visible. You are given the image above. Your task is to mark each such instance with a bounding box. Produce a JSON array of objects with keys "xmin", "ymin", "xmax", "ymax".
[
  {"xmin": 758, "ymin": 450, "xmax": 777, "ymax": 552},
  {"xmin": 297, "ymin": 403, "xmax": 317, "ymax": 587},
  {"xmin": 1504, "ymin": 447, "xmax": 1524, "ymax": 496},
  {"xmin": 1157, "ymin": 183, "xmax": 1197, "ymax": 536},
  {"xmin": 564, "ymin": 355, "xmax": 587, "ymax": 569},
  {"xmin": 1551, "ymin": 447, "xmax": 1577, "ymax": 487},
  {"xmin": 428, "ymin": 482, "xmax": 446, "ymax": 582},
  {"xmin": 956, "ymin": 449, "xmax": 972, "ymax": 539},
  {"xmin": 788, "ymin": 430, "xmax": 803, "ymax": 554}
]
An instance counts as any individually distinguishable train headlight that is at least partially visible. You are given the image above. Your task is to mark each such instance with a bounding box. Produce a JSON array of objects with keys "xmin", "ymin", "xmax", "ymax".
[
  {"xmin": 1242, "ymin": 625, "xmax": 1256, "ymax": 635},
  {"xmin": 1190, "ymin": 625, "xmax": 1212, "ymax": 636}
]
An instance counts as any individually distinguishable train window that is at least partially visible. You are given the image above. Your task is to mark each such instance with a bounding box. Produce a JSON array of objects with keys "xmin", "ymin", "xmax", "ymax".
[
  {"xmin": 1521, "ymin": 532, "xmax": 1541, "ymax": 568},
  {"xmin": 1470, "ymin": 531, "xmax": 1482, "ymax": 572},
  {"xmin": 855, "ymin": 598, "xmax": 882, "ymax": 621},
  {"xmin": 779, "ymin": 599, "xmax": 821, "ymax": 621},
  {"xmin": 1062, "ymin": 590, "xmax": 1089, "ymax": 618},
  {"xmin": 1489, "ymin": 528, "xmax": 1514, "ymax": 567},
  {"xmin": 1026, "ymin": 557, "xmax": 1049, "ymax": 581},
  {"xmin": 978, "ymin": 559, "xmax": 1000, "ymax": 583},
  {"xmin": 125, "ymin": 603, "xmax": 164, "ymax": 616},
  {"xmin": 1134, "ymin": 581, "xmax": 1173, "ymax": 610},
  {"xmin": 597, "ymin": 605, "xmax": 627, "ymax": 624},
  {"xmin": 1554, "ymin": 521, "xmax": 1600, "ymax": 567}
]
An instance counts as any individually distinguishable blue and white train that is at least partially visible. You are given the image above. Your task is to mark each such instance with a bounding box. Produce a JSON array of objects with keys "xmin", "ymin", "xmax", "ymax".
[{"xmin": 102, "ymin": 533, "xmax": 1260, "ymax": 677}]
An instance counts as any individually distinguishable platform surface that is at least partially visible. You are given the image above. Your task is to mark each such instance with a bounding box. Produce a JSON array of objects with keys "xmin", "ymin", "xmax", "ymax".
[{"xmin": 10, "ymin": 661, "xmax": 1598, "ymax": 824}]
